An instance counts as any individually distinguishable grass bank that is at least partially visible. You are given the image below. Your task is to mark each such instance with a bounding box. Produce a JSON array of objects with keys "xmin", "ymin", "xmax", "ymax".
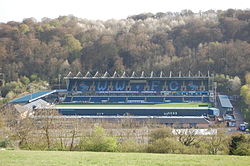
[{"xmin": 0, "ymin": 150, "xmax": 250, "ymax": 166}]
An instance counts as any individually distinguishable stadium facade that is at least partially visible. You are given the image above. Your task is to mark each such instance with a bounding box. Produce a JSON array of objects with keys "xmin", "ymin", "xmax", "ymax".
[
  {"xmin": 10, "ymin": 71, "xmax": 232, "ymax": 128},
  {"xmin": 64, "ymin": 71, "xmax": 214, "ymax": 104}
]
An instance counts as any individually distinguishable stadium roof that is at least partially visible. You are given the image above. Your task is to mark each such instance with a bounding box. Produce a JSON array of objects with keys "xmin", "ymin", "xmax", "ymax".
[
  {"xmin": 218, "ymin": 95, "xmax": 233, "ymax": 108},
  {"xmin": 10, "ymin": 90, "xmax": 56, "ymax": 104},
  {"xmin": 33, "ymin": 115, "xmax": 210, "ymax": 124},
  {"xmin": 42, "ymin": 106, "xmax": 210, "ymax": 110},
  {"xmin": 64, "ymin": 71, "xmax": 212, "ymax": 79}
]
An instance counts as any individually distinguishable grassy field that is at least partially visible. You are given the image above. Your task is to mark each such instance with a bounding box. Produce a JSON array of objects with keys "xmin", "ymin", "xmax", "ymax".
[
  {"xmin": 56, "ymin": 103, "xmax": 210, "ymax": 107},
  {"xmin": 0, "ymin": 150, "xmax": 249, "ymax": 166}
]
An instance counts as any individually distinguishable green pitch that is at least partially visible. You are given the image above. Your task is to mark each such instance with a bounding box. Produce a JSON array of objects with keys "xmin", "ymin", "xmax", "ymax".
[
  {"xmin": 0, "ymin": 150, "xmax": 249, "ymax": 166},
  {"xmin": 56, "ymin": 103, "xmax": 210, "ymax": 107}
]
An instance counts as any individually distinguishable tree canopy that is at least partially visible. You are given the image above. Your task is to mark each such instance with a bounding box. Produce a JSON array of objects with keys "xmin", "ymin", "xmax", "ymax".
[{"xmin": 0, "ymin": 9, "xmax": 250, "ymax": 86}]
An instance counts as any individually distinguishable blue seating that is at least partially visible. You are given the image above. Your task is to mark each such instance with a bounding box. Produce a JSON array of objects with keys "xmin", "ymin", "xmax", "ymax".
[
  {"xmin": 147, "ymin": 97, "xmax": 164, "ymax": 102},
  {"xmin": 63, "ymin": 95, "xmax": 210, "ymax": 104},
  {"xmin": 203, "ymin": 97, "xmax": 210, "ymax": 102},
  {"xmin": 109, "ymin": 97, "xmax": 126, "ymax": 103},
  {"xmin": 127, "ymin": 97, "xmax": 145, "ymax": 100},
  {"xmin": 64, "ymin": 97, "xmax": 72, "ymax": 102},
  {"xmin": 90, "ymin": 97, "xmax": 109, "ymax": 103},
  {"xmin": 72, "ymin": 97, "xmax": 90, "ymax": 102},
  {"xmin": 165, "ymin": 97, "xmax": 183, "ymax": 102}
]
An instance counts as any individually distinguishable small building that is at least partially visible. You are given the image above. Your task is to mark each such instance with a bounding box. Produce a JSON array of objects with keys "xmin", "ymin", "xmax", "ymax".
[
  {"xmin": 160, "ymin": 116, "xmax": 210, "ymax": 128},
  {"xmin": 46, "ymin": 115, "xmax": 211, "ymax": 128},
  {"xmin": 218, "ymin": 95, "xmax": 233, "ymax": 115}
]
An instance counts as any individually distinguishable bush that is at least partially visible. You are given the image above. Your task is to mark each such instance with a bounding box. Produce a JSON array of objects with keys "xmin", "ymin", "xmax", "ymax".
[
  {"xmin": 147, "ymin": 138, "xmax": 185, "ymax": 154},
  {"xmin": 118, "ymin": 139, "xmax": 147, "ymax": 152},
  {"xmin": 182, "ymin": 140, "xmax": 213, "ymax": 155},
  {"xmin": 229, "ymin": 134, "xmax": 250, "ymax": 156},
  {"xmin": 19, "ymin": 136, "xmax": 47, "ymax": 150},
  {"xmin": 233, "ymin": 142, "xmax": 250, "ymax": 155},
  {"xmin": 205, "ymin": 131, "xmax": 230, "ymax": 155},
  {"xmin": 0, "ymin": 139, "xmax": 9, "ymax": 148},
  {"xmin": 149, "ymin": 127, "xmax": 172, "ymax": 143},
  {"xmin": 77, "ymin": 126, "xmax": 118, "ymax": 152}
]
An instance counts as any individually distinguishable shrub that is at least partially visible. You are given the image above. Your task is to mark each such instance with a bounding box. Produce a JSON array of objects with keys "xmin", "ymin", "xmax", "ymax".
[
  {"xmin": 19, "ymin": 136, "xmax": 47, "ymax": 150},
  {"xmin": 77, "ymin": 126, "xmax": 118, "ymax": 152},
  {"xmin": 229, "ymin": 134, "xmax": 250, "ymax": 156},
  {"xmin": 233, "ymin": 142, "xmax": 250, "ymax": 155},
  {"xmin": 179, "ymin": 140, "xmax": 208, "ymax": 155},
  {"xmin": 149, "ymin": 127, "xmax": 172, "ymax": 143},
  {"xmin": 0, "ymin": 138, "xmax": 8, "ymax": 148},
  {"xmin": 206, "ymin": 131, "xmax": 230, "ymax": 155},
  {"xmin": 147, "ymin": 138, "xmax": 185, "ymax": 154},
  {"xmin": 118, "ymin": 139, "xmax": 147, "ymax": 152}
]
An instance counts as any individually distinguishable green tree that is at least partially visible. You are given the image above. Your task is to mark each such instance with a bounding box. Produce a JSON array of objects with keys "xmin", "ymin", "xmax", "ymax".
[
  {"xmin": 240, "ymin": 85, "xmax": 249, "ymax": 98},
  {"xmin": 63, "ymin": 34, "xmax": 82, "ymax": 63},
  {"xmin": 20, "ymin": 76, "xmax": 30, "ymax": 85},
  {"xmin": 78, "ymin": 126, "xmax": 118, "ymax": 152},
  {"xmin": 149, "ymin": 127, "xmax": 173, "ymax": 143},
  {"xmin": 206, "ymin": 130, "xmax": 229, "ymax": 155},
  {"xmin": 229, "ymin": 134, "xmax": 250, "ymax": 156},
  {"xmin": 19, "ymin": 24, "xmax": 30, "ymax": 34}
]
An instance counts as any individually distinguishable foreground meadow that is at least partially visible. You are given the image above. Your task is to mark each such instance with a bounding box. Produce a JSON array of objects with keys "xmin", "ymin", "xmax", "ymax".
[{"xmin": 0, "ymin": 150, "xmax": 250, "ymax": 166}]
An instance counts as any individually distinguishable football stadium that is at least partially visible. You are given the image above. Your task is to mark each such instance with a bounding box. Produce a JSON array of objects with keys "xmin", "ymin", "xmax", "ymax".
[{"xmin": 10, "ymin": 71, "xmax": 233, "ymax": 128}]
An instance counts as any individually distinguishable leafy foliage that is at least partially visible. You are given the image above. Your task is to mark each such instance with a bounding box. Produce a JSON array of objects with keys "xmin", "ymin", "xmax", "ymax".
[
  {"xmin": 78, "ymin": 126, "xmax": 118, "ymax": 152},
  {"xmin": 229, "ymin": 134, "xmax": 250, "ymax": 156},
  {"xmin": 240, "ymin": 73, "xmax": 250, "ymax": 124},
  {"xmin": 1, "ymin": 9, "xmax": 250, "ymax": 87}
]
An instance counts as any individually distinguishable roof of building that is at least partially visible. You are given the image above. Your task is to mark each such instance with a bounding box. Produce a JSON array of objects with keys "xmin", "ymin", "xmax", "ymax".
[
  {"xmin": 218, "ymin": 95, "xmax": 233, "ymax": 108},
  {"xmin": 65, "ymin": 71, "xmax": 211, "ymax": 79},
  {"xmin": 10, "ymin": 90, "xmax": 56, "ymax": 104},
  {"xmin": 23, "ymin": 99, "xmax": 49, "ymax": 110},
  {"xmin": 14, "ymin": 99, "xmax": 49, "ymax": 118},
  {"xmin": 44, "ymin": 106, "xmax": 210, "ymax": 110},
  {"xmin": 33, "ymin": 115, "xmax": 210, "ymax": 124},
  {"xmin": 154, "ymin": 116, "xmax": 210, "ymax": 124}
]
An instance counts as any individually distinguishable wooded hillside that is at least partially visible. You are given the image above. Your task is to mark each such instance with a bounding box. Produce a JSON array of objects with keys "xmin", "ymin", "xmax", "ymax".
[
  {"xmin": 0, "ymin": 9, "xmax": 250, "ymax": 85},
  {"xmin": 1, "ymin": 9, "xmax": 250, "ymax": 128}
]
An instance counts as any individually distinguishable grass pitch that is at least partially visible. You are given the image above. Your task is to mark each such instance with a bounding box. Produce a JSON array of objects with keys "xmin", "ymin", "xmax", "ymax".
[
  {"xmin": 56, "ymin": 102, "xmax": 210, "ymax": 107},
  {"xmin": 0, "ymin": 150, "xmax": 249, "ymax": 166}
]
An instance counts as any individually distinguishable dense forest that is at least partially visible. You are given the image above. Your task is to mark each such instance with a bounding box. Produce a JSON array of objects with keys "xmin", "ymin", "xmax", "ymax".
[
  {"xmin": 1, "ymin": 9, "xmax": 250, "ymax": 98},
  {"xmin": 0, "ymin": 9, "xmax": 250, "ymax": 82}
]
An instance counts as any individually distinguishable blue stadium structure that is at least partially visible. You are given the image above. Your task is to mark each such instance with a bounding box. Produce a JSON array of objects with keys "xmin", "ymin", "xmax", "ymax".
[
  {"xmin": 63, "ymin": 71, "xmax": 214, "ymax": 104},
  {"xmin": 10, "ymin": 71, "xmax": 223, "ymax": 118},
  {"xmin": 9, "ymin": 71, "xmax": 238, "ymax": 128}
]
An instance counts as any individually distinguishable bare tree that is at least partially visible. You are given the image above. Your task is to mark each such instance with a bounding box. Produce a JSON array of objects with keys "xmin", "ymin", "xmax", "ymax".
[
  {"xmin": 174, "ymin": 129, "xmax": 197, "ymax": 146},
  {"xmin": 34, "ymin": 109, "xmax": 59, "ymax": 149},
  {"xmin": 207, "ymin": 129, "xmax": 229, "ymax": 154},
  {"xmin": 69, "ymin": 119, "xmax": 79, "ymax": 151},
  {"xmin": 57, "ymin": 117, "xmax": 67, "ymax": 150},
  {"xmin": 12, "ymin": 117, "xmax": 35, "ymax": 149}
]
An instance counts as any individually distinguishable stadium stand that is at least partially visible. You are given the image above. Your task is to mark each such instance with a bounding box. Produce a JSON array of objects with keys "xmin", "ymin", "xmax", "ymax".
[
  {"xmin": 10, "ymin": 90, "xmax": 57, "ymax": 104},
  {"xmin": 10, "ymin": 71, "xmax": 225, "ymax": 121},
  {"xmin": 218, "ymin": 95, "xmax": 234, "ymax": 115}
]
